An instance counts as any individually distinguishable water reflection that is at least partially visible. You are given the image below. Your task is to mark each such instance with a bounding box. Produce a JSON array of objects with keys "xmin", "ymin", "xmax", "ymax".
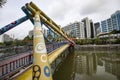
[
  {"xmin": 74, "ymin": 53, "xmax": 97, "ymax": 75},
  {"xmin": 102, "ymin": 53, "xmax": 120, "ymax": 80},
  {"xmin": 53, "ymin": 51, "xmax": 120, "ymax": 80}
]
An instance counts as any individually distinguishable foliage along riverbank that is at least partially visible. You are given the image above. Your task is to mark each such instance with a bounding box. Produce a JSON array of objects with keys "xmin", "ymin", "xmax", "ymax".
[{"xmin": 75, "ymin": 44, "xmax": 120, "ymax": 51}]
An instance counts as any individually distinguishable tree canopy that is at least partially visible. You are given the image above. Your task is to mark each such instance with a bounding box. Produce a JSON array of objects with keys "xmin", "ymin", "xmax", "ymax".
[{"xmin": 0, "ymin": 0, "xmax": 7, "ymax": 7}]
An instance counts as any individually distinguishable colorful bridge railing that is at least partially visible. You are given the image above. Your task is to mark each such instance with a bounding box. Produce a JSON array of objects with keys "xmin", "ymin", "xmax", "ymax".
[{"xmin": 0, "ymin": 42, "xmax": 69, "ymax": 79}]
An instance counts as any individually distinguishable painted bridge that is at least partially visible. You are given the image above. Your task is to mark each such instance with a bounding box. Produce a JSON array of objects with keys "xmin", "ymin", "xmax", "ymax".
[{"xmin": 0, "ymin": 2, "xmax": 75, "ymax": 80}]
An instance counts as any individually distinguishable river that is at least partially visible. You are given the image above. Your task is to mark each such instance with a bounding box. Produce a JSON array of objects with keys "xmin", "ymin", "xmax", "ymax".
[{"xmin": 53, "ymin": 50, "xmax": 120, "ymax": 80}]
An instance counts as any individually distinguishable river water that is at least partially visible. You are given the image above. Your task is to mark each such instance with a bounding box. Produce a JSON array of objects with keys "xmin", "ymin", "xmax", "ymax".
[{"xmin": 53, "ymin": 50, "xmax": 120, "ymax": 80}]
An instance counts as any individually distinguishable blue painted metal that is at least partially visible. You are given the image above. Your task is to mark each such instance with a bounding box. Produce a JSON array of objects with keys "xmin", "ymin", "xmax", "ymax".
[
  {"xmin": 0, "ymin": 16, "xmax": 29, "ymax": 35},
  {"xmin": 46, "ymin": 42, "xmax": 69, "ymax": 54},
  {"xmin": 41, "ymin": 22, "xmax": 56, "ymax": 36},
  {"xmin": 21, "ymin": 7, "xmax": 56, "ymax": 43},
  {"xmin": 41, "ymin": 22, "xmax": 57, "ymax": 43},
  {"xmin": 22, "ymin": 7, "xmax": 52, "ymax": 43},
  {"xmin": 0, "ymin": 53, "xmax": 33, "ymax": 78},
  {"xmin": 46, "ymin": 30, "xmax": 54, "ymax": 42},
  {"xmin": 21, "ymin": 6, "xmax": 34, "ymax": 24},
  {"xmin": 44, "ymin": 66, "xmax": 50, "ymax": 77}
]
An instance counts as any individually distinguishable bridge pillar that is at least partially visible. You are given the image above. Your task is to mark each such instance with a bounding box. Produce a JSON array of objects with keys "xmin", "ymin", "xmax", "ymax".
[
  {"xmin": 33, "ymin": 12, "xmax": 52, "ymax": 80},
  {"xmin": 68, "ymin": 45, "xmax": 75, "ymax": 53}
]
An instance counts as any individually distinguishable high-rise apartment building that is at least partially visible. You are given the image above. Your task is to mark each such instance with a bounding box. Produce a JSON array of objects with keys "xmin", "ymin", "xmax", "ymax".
[
  {"xmin": 62, "ymin": 22, "xmax": 81, "ymax": 38},
  {"xmin": 111, "ymin": 10, "xmax": 120, "ymax": 31},
  {"xmin": 101, "ymin": 20, "xmax": 108, "ymax": 33},
  {"xmin": 79, "ymin": 22, "xmax": 85, "ymax": 39},
  {"xmin": 94, "ymin": 22, "xmax": 101, "ymax": 36},
  {"xmin": 90, "ymin": 20, "xmax": 95, "ymax": 38},
  {"xmin": 82, "ymin": 17, "xmax": 91, "ymax": 38},
  {"xmin": 100, "ymin": 10, "xmax": 120, "ymax": 33},
  {"xmin": 107, "ymin": 18, "xmax": 113, "ymax": 32},
  {"xmin": 63, "ymin": 17, "xmax": 95, "ymax": 39},
  {"xmin": 111, "ymin": 13, "xmax": 118, "ymax": 30},
  {"xmin": 81, "ymin": 17, "xmax": 95, "ymax": 38}
]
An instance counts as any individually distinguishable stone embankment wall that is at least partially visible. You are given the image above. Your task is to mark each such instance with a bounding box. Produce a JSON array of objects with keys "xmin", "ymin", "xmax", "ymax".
[{"xmin": 75, "ymin": 44, "xmax": 120, "ymax": 51}]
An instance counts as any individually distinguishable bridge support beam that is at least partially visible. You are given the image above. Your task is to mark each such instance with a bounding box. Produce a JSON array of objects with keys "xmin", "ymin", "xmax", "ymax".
[
  {"xmin": 33, "ymin": 12, "xmax": 52, "ymax": 80},
  {"xmin": 68, "ymin": 46, "xmax": 75, "ymax": 53}
]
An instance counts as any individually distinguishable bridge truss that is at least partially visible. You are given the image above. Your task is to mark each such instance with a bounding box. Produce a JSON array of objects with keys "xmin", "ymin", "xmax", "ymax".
[{"xmin": 0, "ymin": 2, "xmax": 75, "ymax": 80}]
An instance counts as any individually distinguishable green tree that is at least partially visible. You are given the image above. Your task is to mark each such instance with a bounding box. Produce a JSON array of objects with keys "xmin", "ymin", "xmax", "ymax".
[
  {"xmin": 110, "ymin": 29, "xmax": 118, "ymax": 34},
  {"xmin": 4, "ymin": 41, "xmax": 13, "ymax": 46},
  {"xmin": 0, "ymin": 42, "xmax": 5, "ymax": 47},
  {"xmin": 94, "ymin": 38, "xmax": 102, "ymax": 45},
  {"xmin": 23, "ymin": 36, "xmax": 33, "ymax": 45},
  {"xmin": 12, "ymin": 39, "xmax": 26, "ymax": 46},
  {"xmin": 86, "ymin": 39, "xmax": 93, "ymax": 44},
  {"xmin": 76, "ymin": 39, "xmax": 87, "ymax": 45},
  {"xmin": 0, "ymin": 0, "xmax": 7, "ymax": 7},
  {"xmin": 115, "ymin": 38, "xmax": 120, "ymax": 44}
]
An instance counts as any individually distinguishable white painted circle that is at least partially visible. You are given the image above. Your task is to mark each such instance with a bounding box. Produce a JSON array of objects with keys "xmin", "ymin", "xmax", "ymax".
[
  {"xmin": 41, "ymin": 54, "xmax": 47, "ymax": 63},
  {"xmin": 35, "ymin": 43, "xmax": 46, "ymax": 53}
]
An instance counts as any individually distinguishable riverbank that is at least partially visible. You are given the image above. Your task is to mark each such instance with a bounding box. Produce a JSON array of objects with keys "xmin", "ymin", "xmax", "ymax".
[{"xmin": 75, "ymin": 44, "xmax": 120, "ymax": 51}]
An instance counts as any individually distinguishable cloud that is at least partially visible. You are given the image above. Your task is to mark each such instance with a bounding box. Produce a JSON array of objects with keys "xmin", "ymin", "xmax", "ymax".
[
  {"xmin": 47, "ymin": 0, "xmax": 82, "ymax": 21},
  {"xmin": 80, "ymin": 0, "xmax": 120, "ymax": 16},
  {"xmin": 0, "ymin": 0, "xmax": 120, "ymax": 39},
  {"xmin": 33, "ymin": 0, "xmax": 120, "ymax": 25},
  {"xmin": 0, "ymin": 0, "xmax": 33, "ymax": 39},
  {"xmin": 80, "ymin": 0, "xmax": 107, "ymax": 15}
]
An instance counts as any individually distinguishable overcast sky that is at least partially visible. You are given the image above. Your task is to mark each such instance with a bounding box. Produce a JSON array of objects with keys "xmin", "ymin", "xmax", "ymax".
[{"xmin": 0, "ymin": 0, "xmax": 120, "ymax": 39}]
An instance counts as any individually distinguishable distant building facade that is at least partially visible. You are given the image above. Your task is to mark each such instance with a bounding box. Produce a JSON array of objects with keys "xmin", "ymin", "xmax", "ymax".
[
  {"xmin": 82, "ymin": 17, "xmax": 91, "ymax": 38},
  {"xmin": 94, "ymin": 22, "xmax": 101, "ymax": 37},
  {"xmin": 82, "ymin": 17, "xmax": 95, "ymax": 38},
  {"xmin": 96, "ymin": 27, "xmax": 101, "ymax": 36},
  {"xmin": 62, "ymin": 17, "xmax": 95, "ymax": 39},
  {"xmin": 29, "ymin": 30, "xmax": 33, "ymax": 38},
  {"xmin": 101, "ymin": 20, "xmax": 108, "ymax": 33},
  {"xmin": 43, "ymin": 29, "xmax": 48, "ymax": 37},
  {"xmin": 79, "ymin": 22, "xmax": 85, "ymax": 39},
  {"xmin": 0, "ymin": 35, "xmax": 3, "ymax": 43},
  {"xmin": 29, "ymin": 28, "xmax": 48, "ymax": 38},
  {"xmin": 101, "ymin": 10, "xmax": 120, "ymax": 33},
  {"xmin": 107, "ymin": 18, "xmax": 113, "ymax": 32},
  {"xmin": 62, "ymin": 21, "xmax": 81, "ymax": 38},
  {"xmin": 90, "ymin": 20, "xmax": 95, "ymax": 38},
  {"xmin": 111, "ymin": 10, "xmax": 120, "ymax": 31}
]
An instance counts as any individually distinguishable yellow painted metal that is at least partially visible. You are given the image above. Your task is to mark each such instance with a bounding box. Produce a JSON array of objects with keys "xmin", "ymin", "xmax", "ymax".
[
  {"xmin": 16, "ymin": 2, "xmax": 74, "ymax": 80},
  {"xmin": 17, "ymin": 68, "xmax": 32, "ymax": 80},
  {"xmin": 17, "ymin": 44, "xmax": 70, "ymax": 80},
  {"xmin": 32, "ymin": 12, "xmax": 53, "ymax": 80},
  {"xmin": 48, "ymin": 44, "xmax": 69, "ymax": 64},
  {"xmin": 26, "ymin": 2, "xmax": 75, "ymax": 44}
]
